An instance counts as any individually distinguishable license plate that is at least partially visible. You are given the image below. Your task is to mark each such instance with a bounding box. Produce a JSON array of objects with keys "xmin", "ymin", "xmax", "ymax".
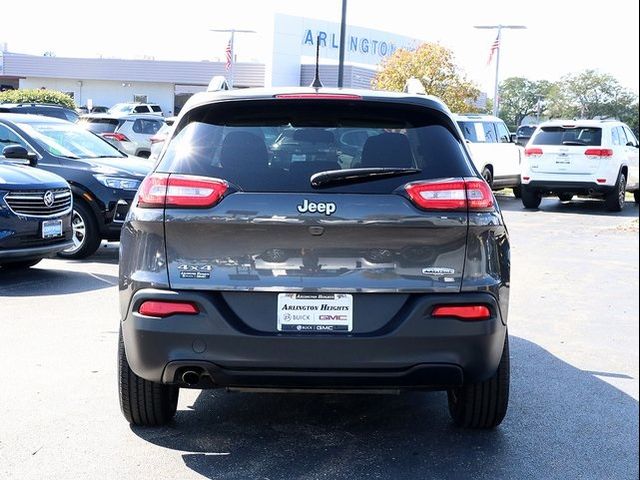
[
  {"xmin": 42, "ymin": 219, "xmax": 63, "ymax": 239},
  {"xmin": 277, "ymin": 293, "xmax": 353, "ymax": 333}
]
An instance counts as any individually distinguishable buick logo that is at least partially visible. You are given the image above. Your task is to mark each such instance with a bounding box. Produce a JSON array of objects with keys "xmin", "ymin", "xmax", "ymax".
[{"xmin": 43, "ymin": 191, "xmax": 55, "ymax": 207}]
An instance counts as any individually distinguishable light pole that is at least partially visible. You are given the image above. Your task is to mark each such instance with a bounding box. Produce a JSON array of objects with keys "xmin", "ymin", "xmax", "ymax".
[
  {"xmin": 474, "ymin": 25, "xmax": 526, "ymax": 116},
  {"xmin": 337, "ymin": 0, "xmax": 348, "ymax": 88},
  {"xmin": 209, "ymin": 28, "xmax": 256, "ymax": 88}
]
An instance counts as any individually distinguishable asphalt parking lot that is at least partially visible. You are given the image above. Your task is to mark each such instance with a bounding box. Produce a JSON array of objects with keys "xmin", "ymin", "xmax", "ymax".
[{"xmin": 1, "ymin": 195, "xmax": 638, "ymax": 480}]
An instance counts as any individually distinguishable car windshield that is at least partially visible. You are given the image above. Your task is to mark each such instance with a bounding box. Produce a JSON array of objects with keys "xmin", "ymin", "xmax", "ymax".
[
  {"xmin": 157, "ymin": 99, "xmax": 473, "ymax": 193},
  {"xmin": 532, "ymin": 126, "xmax": 602, "ymax": 146},
  {"xmin": 108, "ymin": 104, "xmax": 130, "ymax": 114},
  {"xmin": 18, "ymin": 122, "xmax": 126, "ymax": 159},
  {"xmin": 517, "ymin": 126, "xmax": 536, "ymax": 136}
]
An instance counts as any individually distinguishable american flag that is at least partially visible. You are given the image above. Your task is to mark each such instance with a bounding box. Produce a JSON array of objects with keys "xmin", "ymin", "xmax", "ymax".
[
  {"xmin": 225, "ymin": 39, "xmax": 232, "ymax": 71},
  {"xmin": 487, "ymin": 34, "xmax": 500, "ymax": 65}
]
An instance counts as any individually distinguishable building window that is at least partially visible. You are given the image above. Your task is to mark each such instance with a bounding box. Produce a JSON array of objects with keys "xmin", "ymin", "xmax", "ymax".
[
  {"xmin": 64, "ymin": 91, "xmax": 75, "ymax": 99},
  {"xmin": 133, "ymin": 94, "xmax": 148, "ymax": 103}
]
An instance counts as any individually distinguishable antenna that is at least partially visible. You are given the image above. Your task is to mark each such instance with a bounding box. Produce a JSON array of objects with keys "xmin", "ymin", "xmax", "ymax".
[{"xmin": 310, "ymin": 35, "xmax": 323, "ymax": 88}]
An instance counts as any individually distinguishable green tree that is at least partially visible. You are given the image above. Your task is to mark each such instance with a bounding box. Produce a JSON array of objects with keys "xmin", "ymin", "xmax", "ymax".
[
  {"xmin": 547, "ymin": 70, "xmax": 638, "ymax": 122},
  {"xmin": 498, "ymin": 77, "xmax": 556, "ymax": 129},
  {"xmin": 0, "ymin": 88, "xmax": 75, "ymax": 109},
  {"xmin": 373, "ymin": 43, "xmax": 480, "ymax": 113}
]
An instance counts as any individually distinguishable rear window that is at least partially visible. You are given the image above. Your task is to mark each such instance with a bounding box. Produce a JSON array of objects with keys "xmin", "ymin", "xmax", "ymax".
[
  {"xmin": 532, "ymin": 126, "xmax": 602, "ymax": 146},
  {"xmin": 151, "ymin": 105, "xmax": 162, "ymax": 113},
  {"xmin": 517, "ymin": 126, "xmax": 536, "ymax": 136},
  {"xmin": 157, "ymin": 100, "xmax": 474, "ymax": 193},
  {"xmin": 457, "ymin": 121, "xmax": 498, "ymax": 143},
  {"xmin": 80, "ymin": 118, "xmax": 120, "ymax": 134}
]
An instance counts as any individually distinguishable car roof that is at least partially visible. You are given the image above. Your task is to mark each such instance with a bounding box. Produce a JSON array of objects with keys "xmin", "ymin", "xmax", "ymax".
[
  {"xmin": 0, "ymin": 103, "xmax": 73, "ymax": 110},
  {"xmin": 181, "ymin": 87, "xmax": 451, "ymax": 115},
  {"xmin": 538, "ymin": 119, "xmax": 624, "ymax": 128},
  {"xmin": 81, "ymin": 113, "xmax": 164, "ymax": 120},
  {"xmin": 452, "ymin": 113, "xmax": 503, "ymax": 122},
  {"xmin": 0, "ymin": 113, "xmax": 70, "ymax": 124}
]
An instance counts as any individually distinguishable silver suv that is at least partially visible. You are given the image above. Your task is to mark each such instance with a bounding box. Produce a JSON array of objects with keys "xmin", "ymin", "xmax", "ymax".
[
  {"xmin": 108, "ymin": 102, "xmax": 163, "ymax": 116},
  {"xmin": 79, "ymin": 113, "xmax": 164, "ymax": 158}
]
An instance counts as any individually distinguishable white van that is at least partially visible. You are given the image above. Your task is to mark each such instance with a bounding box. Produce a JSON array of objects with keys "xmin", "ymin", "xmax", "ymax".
[{"xmin": 455, "ymin": 114, "xmax": 522, "ymax": 194}]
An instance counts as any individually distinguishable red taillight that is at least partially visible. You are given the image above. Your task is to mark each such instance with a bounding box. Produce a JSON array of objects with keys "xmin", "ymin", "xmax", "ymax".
[
  {"xmin": 525, "ymin": 147, "xmax": 543, "ymax": 156},
  {"xmin": 584, "ymin": 148, "xmax": 613, "ymax": 157},
  {"xmin": 404, "ymin": 178, "xmax": 494, "ymax": 211},
  {"xmin": 274, "ymin": 93, "xmax": 362, "ymax": 100},
  {"xmin": 149, "ymin": 134, "xmax": 166, "ymax": 144},
  {"xmin": 432, "ymin": 305, "xmax": 491, "ymax": 321},
  {"xmin": 137, "ymin": 173, "xmax": 228, "ymax": 208},
  {"xmin": 102, "ymin": 132, "xmax": 130, "ymax": 142},
  {"xmin": 138, "ymin": 300, "xmax": 199, "ymax": 318}
]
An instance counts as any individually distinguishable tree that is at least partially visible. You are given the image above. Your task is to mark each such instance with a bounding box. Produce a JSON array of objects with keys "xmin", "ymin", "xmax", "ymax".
[
  {"xmin": 548, "ymin": 70, "xmax": 638, "ymax": 122},
  {"xmin": 498, "ymin": 77, "xmax": 556, "ymax": 129},
  {"xmin": 373, "ymin": 43, "xmax": 480, "ymax": 113},
  {"xmin": 0, "ymin": 88, "xmax": 75, "ymax": 109}
]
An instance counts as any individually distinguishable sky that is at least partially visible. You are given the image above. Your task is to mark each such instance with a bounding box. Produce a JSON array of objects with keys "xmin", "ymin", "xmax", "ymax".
[{"xmin": 1, "ymin": 0, "xmax": 638, "ymax": 95}]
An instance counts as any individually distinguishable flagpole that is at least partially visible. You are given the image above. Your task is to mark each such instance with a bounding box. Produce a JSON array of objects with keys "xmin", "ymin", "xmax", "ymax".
[
  {"xmin": 209, "ymin": 28, "xmax": 256, "ymax": 89},
  {"xmin": 493, "ymin": 28, "xmax": 501, "ymax": 117},
  {"xmin": 474, "ymin": 24, "xmax": 527, "ymax": 117}
]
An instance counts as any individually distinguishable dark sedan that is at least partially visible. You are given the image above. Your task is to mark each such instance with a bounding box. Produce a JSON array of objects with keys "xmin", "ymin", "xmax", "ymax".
[
  {"xmin": 0, "ymin": 150, "xmax": 73, "ymax": 269},
  {"xmin": 0, "ymin": 114, "xmax": 152, "ymax": 259}
]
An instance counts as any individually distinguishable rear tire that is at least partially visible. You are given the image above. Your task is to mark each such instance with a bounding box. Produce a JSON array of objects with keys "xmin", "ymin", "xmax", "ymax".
[
  {"xmin": 558, "ymin": 193, "xmax": 573, "ymax": 202},
  {"xmin": 512, "ymin": 186, "xmax": 522, "ymax": 199},
  {"xmin": 481, "ymin": 167, "xmax": 494, "ymax": 188},
  {"xmin": 448, "ymin": 332, "xmax": 510, "ymax": 429},
  {"xmin": 604, "ymin": 173, "xmax": 626, "ymax": 212},
  {"xmin": 634, "ymin": 191, "xmax": 639, "ymax": 204},
  {"xmin": 521, "ymin": 186, "xmax": 542, "ymax": 209},
  {"xmin": 118, "ymin": 328, "xmax": 179, "ymax": 426},
  {"xmin": 0, "ymin": 258, "xmax": 42, "ymax": 269},
  {"xmin": 57, "ymin": 200, "xmax": 101, "ymax": 259}
]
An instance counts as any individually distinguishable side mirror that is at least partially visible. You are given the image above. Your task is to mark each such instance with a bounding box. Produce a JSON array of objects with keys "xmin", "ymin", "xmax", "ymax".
[
  {"xmin": 510, "ymin": 133, "xmax": 517, "ymax": 143},
  {"xmin": 2, "ymin": 145, "xmax": 38, "ymax": 167}
]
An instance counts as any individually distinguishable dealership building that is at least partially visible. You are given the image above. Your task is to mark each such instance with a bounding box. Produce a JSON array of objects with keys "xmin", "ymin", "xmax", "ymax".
[{"xmin": 0, "ymin": 14, "xmax": 422, "ymax": 115}]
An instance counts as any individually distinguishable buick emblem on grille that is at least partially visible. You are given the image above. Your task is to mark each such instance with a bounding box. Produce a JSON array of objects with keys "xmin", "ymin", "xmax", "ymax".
[{"xmin": 43, "ymin": 191, "xmax": 55, "ymax": 207}]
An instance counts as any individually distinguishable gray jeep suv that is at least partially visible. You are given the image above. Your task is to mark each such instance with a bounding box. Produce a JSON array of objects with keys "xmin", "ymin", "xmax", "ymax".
[{"xmin": 118, "ymin": 88, "xmax": 511, "ymax": 429}]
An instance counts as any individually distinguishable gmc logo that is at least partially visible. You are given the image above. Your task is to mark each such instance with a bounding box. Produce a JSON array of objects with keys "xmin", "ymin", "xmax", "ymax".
[{"xmin": 319, "ymin": 314, "xmax": 348, "ymax": 321}]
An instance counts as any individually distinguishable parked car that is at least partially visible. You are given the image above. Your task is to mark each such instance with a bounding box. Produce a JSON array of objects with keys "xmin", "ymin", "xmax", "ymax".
[
  {"xmin": 0, "ymin": 146, "xmax": 73, "ymax": 269},
  {"xmin": 149, "ymin": 116, "xmax": 177, "ymax": 161},
  {"xmin": 0, "ymin": 103, "xmax": 79, "ymax": 123},
  {"xmin": 108, "ymin": 102, "xmax": 163, "ymax": 116},
  {"xmin": 455, "ymin": 114, "xmax": 522, "ymax": 195},
  {"xmin": 521, "ymin": 119, "xmax": 640, "ymax": 211},
  {"xmin": 77, "ymin": 106, "xmax": 109, "ymax": 115},
  {"xmin": 0, "ymin": 113, "xmax": 151, "ymax": 258},
  {"xmin": 79, "ymin": 113, "xmax": 165, "ymax": 158},
  {"xmin": 118, "ymin": 87, "xmax": 511, "ymax": 429},
  {"xmin": 515, "ymin": 124, "xmax": 537, "ymax": 146}
]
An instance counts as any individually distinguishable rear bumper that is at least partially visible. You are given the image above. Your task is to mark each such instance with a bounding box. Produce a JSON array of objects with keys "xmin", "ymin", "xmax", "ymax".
[
  {"xmin": 121, "ymin": 288, "xmax": 507, "ymax": 390},
  {"xmin": 523, "ymin": 180, "xmax": 615, "ymax": 195}
]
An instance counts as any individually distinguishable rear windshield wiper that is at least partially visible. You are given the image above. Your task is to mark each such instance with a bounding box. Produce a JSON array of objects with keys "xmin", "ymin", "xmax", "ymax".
[
  {"xmin": 562, "ymin": 140, "xmax": 587, "ymax": 146},
  {"xmin": 310, "ymin": 167, "xmax": 421, "ymax": 188}
]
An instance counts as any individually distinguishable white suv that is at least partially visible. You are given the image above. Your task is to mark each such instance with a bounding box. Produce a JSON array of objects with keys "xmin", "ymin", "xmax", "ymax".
[
  {"xmin": 455, "ymin": 114, "xmax": 523, "ymax": 194},
  {"xmin": 108, "ymin": 103, "xmax": 163, "ymax": 116},
  {"xmin": 521, "ymin": 120, "xmax": 640, "ymax": 211}
]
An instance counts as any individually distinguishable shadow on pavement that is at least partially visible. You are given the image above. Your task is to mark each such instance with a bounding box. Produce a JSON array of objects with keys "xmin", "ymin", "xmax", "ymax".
[
  {"xmin": 131, "ymin": 337, "xmax": 639, "ymax": 480},
  {"xmin": 0, "ymin": 266, "xmax": 117, "ymax": 297},
  {"xmin": 496, "ymin": 193, "xmax": 639, "ymax": 217}
]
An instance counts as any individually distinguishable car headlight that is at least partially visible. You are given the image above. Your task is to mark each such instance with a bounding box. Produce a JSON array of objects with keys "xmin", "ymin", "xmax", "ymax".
[{"xmin": 94, "ymin": 175, "xmax": 141, "ymax": 191}]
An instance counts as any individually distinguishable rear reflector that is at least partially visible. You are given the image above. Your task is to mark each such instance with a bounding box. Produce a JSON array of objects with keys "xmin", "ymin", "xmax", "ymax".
[
  {"xmin": 432, "ymin": 305, "xmax": 491, "ymax": 320},
  {"xmin": 584, "ymin": 148, "xmax": 613, "ymax": 157},
  {"xmin": 138, "ymin": 301, "xmax": 199, "ymax": 318},
  {"xmin": 274, "ymin": 93, "xmax": 362, "ymax": 100},
  {"xmin": 597, "ymin": 178, "xmax": 607, "ymax": 183},
  {"xmin": 525, "ymin": 147, "xmax": 543, "ymax": 156},
  {"xmin": 404, "ymin": 177, "xmax": 494, "ymax": 211},
  {"xmin": 102, "ymin": 132, "xmax": 130, "ymax": 142},
  {"xmin": 149, "ymin": 134, "xmax": 166, "ymax": 144},
  {"xmin": 137, "ymin": 173, "xmax": 228, "ymax": 208}
]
